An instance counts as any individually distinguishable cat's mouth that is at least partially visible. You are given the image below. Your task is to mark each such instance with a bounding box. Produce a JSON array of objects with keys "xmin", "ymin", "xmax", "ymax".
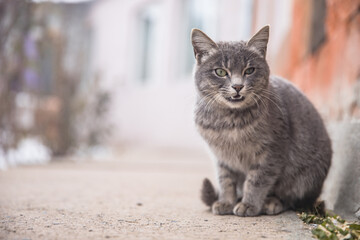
[{"xmin": 226, "ymin": 94, "xmax": 245, "ymax": 102}]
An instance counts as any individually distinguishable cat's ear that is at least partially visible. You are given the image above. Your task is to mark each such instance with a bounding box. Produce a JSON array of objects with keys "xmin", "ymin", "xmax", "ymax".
[
  {"xmin": 247, "ymin": 25, "xmax": 270, "ymax": 58},
  {"xmin": 191, "ymin": 29, "xmax": 218, "ymax": 63}
]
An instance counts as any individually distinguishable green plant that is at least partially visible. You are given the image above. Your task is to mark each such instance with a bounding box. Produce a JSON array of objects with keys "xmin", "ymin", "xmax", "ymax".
[{"xmin": 299, "ymin": 212, "xmax": 360, "ymax": 240}]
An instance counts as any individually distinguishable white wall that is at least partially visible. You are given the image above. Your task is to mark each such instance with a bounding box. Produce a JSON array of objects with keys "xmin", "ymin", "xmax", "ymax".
[{"xmin": 91, "ymin": 0, "xmax": 204, "ymax": 149}]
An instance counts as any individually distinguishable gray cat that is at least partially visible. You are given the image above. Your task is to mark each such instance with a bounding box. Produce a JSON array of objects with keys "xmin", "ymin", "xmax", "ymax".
[{"xmin": 191, "ymin": 25, "xmax": 332, "ymax": 216}]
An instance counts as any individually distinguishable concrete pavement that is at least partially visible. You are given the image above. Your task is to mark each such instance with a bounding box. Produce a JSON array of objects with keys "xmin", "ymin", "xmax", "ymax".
[{"xmin": 0, "ymin": 147, "xmax": 313, "ymax": 239}]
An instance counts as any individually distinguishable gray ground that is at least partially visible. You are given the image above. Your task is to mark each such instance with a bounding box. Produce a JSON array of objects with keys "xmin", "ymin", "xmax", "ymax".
[{"xmin": 0, "ymin": 147, "xmax": 313, "ymax": 240}]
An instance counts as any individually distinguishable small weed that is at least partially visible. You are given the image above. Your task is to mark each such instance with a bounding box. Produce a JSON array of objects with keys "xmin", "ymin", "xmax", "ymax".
[{"xmin": 298, "ymin": 212, "xmax": 360, "ymax": 240}]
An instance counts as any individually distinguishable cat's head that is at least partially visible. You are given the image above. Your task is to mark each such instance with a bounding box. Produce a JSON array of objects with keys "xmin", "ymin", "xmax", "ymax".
[{"xmin": 191, "ymin": 25, "xmax": 270, "ymax": 109}]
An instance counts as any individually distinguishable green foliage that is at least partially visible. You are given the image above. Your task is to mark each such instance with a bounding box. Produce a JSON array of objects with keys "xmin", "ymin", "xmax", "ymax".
[{"xmin": 298, "ymin": 212, "xmax": 360, "ymax": 240}]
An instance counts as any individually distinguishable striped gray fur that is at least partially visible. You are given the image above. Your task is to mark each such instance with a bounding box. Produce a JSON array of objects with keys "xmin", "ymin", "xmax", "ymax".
[{"xmin": 192, "ymin": 26, "xmax": 332, "ymax": 217}]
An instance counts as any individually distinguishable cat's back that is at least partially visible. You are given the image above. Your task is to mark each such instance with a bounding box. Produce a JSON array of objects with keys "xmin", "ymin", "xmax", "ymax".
[{"xmin": 270, "ymin": 76, "xmax": 332, "ymax": 160}]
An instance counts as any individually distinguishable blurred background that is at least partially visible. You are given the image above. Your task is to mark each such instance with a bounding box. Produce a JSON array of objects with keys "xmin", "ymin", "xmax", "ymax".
[{"xmin": 0, "ymin": 0, "xmax": 359, "ymax": 217}]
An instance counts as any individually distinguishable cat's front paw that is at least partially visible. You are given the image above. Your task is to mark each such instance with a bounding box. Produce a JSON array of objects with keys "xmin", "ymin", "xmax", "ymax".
[
  {"xmin": 211, "ymin": 201, "xmax": 234, "ymax": 215},
  {"xmin": 262, "ymin": 197, "xmax": 284, "ymax": 215},
  {"xmin": 233, "ymin": 202, "xmax": 261, "ymax": 217}
]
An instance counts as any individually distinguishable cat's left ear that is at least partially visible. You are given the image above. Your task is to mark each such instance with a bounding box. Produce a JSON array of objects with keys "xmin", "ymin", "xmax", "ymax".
[
  {"xmin": 247, "ymin": 25, "xmax": 270, "ymax": 58},
  {"xmin": 191, "ymin": 29, "xmax": 218, "ymax": 63}
]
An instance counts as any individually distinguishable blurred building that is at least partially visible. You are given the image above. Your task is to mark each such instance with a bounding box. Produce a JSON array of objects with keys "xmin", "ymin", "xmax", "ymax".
[{"xmin": 5, "ymin": 0, "xmax": 357, "ymax": 152}]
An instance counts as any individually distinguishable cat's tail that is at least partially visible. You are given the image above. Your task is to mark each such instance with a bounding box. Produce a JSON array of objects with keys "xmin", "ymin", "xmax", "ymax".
[{"xmin": 201, "ymin": 178, "xmax": 218, "ymax": 207}]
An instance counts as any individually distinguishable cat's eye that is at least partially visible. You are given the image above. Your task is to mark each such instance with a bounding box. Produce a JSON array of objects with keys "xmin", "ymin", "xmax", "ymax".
[
  {"xmin": 244, "ymin": 67, "xmax": 255, "ymax": 75},
  {"xmin": 215, "ymin": 68, "xmax": 227, "ymax": 77}
]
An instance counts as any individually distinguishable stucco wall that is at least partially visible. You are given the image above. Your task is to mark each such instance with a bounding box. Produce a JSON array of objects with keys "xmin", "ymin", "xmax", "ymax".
[{"xmin": 281, "ymin": 0, "xmax": 360, "ymax": 120}]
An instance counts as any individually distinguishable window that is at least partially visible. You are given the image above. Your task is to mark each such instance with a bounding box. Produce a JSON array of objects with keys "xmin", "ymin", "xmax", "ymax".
[
  {"xmin": 310, "ymin": 0, "xmax": 326, "ymax": 53},
  {"xmin": 136, "ymin": 2, "xmax": 164, "ymax": 83}
]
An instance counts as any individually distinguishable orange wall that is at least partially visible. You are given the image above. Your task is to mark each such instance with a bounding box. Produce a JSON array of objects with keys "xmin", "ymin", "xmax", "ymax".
[{"xmin": 281, "ymin": 0, "xmax": 360, "ymax": 120}]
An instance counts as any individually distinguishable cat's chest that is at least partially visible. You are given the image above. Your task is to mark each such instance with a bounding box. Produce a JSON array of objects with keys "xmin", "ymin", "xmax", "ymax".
[{"xmin": 196, "ymin": 112, "xmax": 269, "ymax": 172}]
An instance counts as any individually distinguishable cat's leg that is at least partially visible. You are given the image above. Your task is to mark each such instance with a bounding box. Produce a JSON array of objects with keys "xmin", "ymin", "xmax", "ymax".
[
  {"xmin": 262, "ymin": 196, "xmax": 285, "ymax": 215},
  {"xmin": 212, "ymin": 164, "xmax": 237, "ymax": 215},
  {"xmin": 233, "ymin": 163, "xmax": 279, "ymax": 217},
  {"xmin": 236, "ymin": 173, "xmax": 246, "ymax": 202}
]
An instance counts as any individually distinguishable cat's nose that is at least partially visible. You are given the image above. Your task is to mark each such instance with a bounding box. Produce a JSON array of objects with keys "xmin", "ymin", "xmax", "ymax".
[{"xmin": 231, "ymin": 84, "xmax": 244, "ymax": 92}]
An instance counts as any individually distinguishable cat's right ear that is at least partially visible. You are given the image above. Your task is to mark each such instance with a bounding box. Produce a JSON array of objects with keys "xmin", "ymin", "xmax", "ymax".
[{"xmin": 191, "ymin": 29, "xmax": 218, "ymax": 63}]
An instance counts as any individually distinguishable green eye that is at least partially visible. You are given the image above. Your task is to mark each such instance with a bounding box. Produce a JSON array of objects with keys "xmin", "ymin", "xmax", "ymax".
[
  {"xmin": 215, "ymin": 68, "xmax": 227, "ymax": 77},
  {"xmin": 244, "ymin": 67, "xmax": 255, "ymax": 75}
]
